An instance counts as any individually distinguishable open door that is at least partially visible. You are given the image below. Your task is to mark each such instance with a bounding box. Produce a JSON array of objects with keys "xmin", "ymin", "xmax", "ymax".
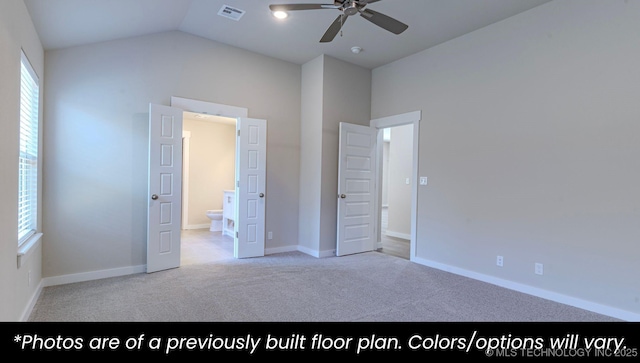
[
  {"xmin": 336, "ymin": 122, "xmax": 377, "ymax": 256},
  {"xmin": 147, "ymin": 103, "xmax": 183, "ymax": 273},
  {"xmin": 234, "ymin": 117, "xmax": 267, "ymax": 258}
]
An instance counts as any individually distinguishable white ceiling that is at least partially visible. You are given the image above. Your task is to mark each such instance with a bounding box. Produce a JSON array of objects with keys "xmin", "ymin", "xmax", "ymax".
[{"xmin": 23, "ymin": 0, "xmax": 552, "ymax": 69}]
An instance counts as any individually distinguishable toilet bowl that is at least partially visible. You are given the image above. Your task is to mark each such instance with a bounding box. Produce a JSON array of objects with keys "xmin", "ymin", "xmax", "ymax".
[{"xmin": 205, "ymin": 210, "xmax": 223, "ymax": 232}]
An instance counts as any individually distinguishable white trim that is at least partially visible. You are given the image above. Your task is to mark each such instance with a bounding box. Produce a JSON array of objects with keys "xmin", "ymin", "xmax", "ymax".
[
  {"xmin": 412, "ymin": 255, "xmax": 640, "ymax": 322},
  {"xmin": 20, "ymin": 279, "xmax": 44, "ymax": 322},
  {"xmin": 17, "ymin": 232, "xmax": 43, "ymax": 268},
  {"xmin": 43, "ymin": 265, "xmax": 146, "ymax": 287},
  {"xmin": 371, "ymin": 110, "xmax": 421, "ymax": 261},
  {"xmin": 297, "ymin": 245, "xmax": 335, "ymax": 258},
  {"xmin": 20, "ymin": 50, "xmax": 39, "ymax": 82},
  {"xmin": 266, "ymin": 245, "xmax": 298, "ymax": 255},
  {"xmin": 181, "ymin": 131, "xmax": 191, "ymax": 230},
  {"xmin": 384, "ymin": 230, "xmax": 411, "ymax": 240},
  {"xmin": 184, "ymin": 224, "xmax": 211, "ymax": 230},
  {"xmin": 171, "ymin": 96, "xmax": 248, "ymax": 118}
]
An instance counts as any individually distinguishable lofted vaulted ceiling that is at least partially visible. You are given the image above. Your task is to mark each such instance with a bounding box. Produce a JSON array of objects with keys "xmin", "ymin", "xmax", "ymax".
[{"xmin": 24, "ymin": 0, "xmax": 552, "ymax": 69}]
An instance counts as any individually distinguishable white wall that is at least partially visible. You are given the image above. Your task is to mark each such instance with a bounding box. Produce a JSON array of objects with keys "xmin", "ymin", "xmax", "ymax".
[
  {"xmin": 183, "ymin": 118, "xmax": 236, "ymax": 227},
  {"xmin": 372, "ymin": 0, "xmax": 640, "ymax": 319},
  {"xmin": 43, "ymin": 31, "xmax": 301, "ymax": 278},
  {"xmin": 298, "ymin": 56, "xmax": 324, "ymax": 253},
  {"xmin": 0, "ymin": 0, "xmax": 44, "ymax": 321}
]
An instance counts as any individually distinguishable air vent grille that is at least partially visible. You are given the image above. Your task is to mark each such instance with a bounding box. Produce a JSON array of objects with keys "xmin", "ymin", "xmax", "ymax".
[{"xmin": 217, "ymin": 5, "xmax": 245, "ymax": 21}]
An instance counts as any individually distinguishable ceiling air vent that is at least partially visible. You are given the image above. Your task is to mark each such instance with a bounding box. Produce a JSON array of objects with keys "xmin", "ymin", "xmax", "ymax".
[{"xmin": 217, "ymin": 5, "xmax": 246, "ymax": 21}]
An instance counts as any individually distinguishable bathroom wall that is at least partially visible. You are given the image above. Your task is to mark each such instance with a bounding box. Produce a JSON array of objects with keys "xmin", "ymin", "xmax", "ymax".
[{"xmin": 183, "ymin": 117, "xmax": 236, "ymax": 228}]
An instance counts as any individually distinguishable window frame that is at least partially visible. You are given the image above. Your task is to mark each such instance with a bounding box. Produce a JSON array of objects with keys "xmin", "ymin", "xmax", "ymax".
[{"xmin": 18, "ymin": 50, "xmax": 40, "ymax": 247}]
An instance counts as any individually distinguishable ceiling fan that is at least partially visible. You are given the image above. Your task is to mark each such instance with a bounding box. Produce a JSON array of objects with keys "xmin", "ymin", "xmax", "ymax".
[{"xmin": 269, "ymin": 0, "xmax": 408, "ymax": 43}]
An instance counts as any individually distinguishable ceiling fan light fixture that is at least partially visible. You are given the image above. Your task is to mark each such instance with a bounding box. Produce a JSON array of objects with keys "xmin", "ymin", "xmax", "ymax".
[
  {"xmin": 272, "ymin": 10, "xmax": 288, "ymax": 19},
  {"xmin": 268, "ymin": 0, "xmax": 408, "ymax": 43}
]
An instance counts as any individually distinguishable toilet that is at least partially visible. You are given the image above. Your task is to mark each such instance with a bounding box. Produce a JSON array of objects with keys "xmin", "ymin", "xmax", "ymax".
[{"xmin": 205, "ymin": 210, "xmax": 223, "ymax": 232}]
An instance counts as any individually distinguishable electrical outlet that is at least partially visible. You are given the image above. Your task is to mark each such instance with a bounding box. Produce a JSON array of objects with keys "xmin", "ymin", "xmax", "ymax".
[
  {"xmin": 268, "ymin": 231, "xmax": 273, "ymax": 240},
  {"xmin": 535, "ymin": 263, "xmax": 543, "ymax": 275},
  {"xmin": 496, "ymin": 256, "xmax": 503, "ymax": 267}
]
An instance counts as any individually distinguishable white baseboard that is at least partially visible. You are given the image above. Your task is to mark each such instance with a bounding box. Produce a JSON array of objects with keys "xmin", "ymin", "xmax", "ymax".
[
  {"xmin": 183, "ymin": 224, "xmax": 210, "ymax": 230},
  {"xmin": 412, "ymin": 255, "xmax": 640, "ymax": 322},
  {"xmin": 20, "ymin": 279, "xmax": 44, "ymax": 322},
  {"xmin": 266, "ymin": 245, "xmax": 298, "ymax": 255},
  {"xmin": 296, "ymin": 245, "xmax": 335, "ymax": 258},
  {"xmin": 43, "ymin": 265, "xmax": 146, "ymax": 287},
  {"xmin": 384, "ymin": 230, "xmax": 411, "ymax": 240}
]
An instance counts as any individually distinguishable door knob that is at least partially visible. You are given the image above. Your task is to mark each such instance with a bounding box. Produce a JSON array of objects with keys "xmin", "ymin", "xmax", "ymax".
[
  {"xmin": 151, "ymin": 194, "xmax": 158, "ymax": 200},
  {"xmin": 340, "ymin": 194, "xmax": 346, "ymax": 199},
  {"xmin": 259, "ymin": 193, "xmax": 264, "ymax": 198}
]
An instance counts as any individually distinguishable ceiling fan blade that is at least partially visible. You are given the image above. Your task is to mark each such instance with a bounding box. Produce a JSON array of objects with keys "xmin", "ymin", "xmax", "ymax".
[
  {"xmin": 359, "ymin": 8, "xmax": 408, "ymax": 35},
  {"xmin": 269, "ymin": 4, "xmax": 339, "ymax": 12},
  {"xmin": 320, "ymin": 14, "xmax": 349, "ymax": 43}
]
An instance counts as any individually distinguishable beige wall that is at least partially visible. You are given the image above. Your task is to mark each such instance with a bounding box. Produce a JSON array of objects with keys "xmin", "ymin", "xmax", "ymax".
[
  {"xmin": 372, "ymin": 0, "xmax": 640, "ymax": 318},
  {"xmin": 0, "ymin": 0, "xmax": 44, "ymax": 321},
  {"xmin": 183, "ymin": 118, "xmax": 236, "ymax": 227},
  {"xmin": 43, "ymin": 31, "xmax": 301, "ymax": 278}
]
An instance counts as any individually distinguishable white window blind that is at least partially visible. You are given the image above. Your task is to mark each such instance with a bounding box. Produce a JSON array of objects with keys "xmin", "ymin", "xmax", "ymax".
[{"xmin": 18, "ymin": 51, "xmax": 39, "ymax": 245}]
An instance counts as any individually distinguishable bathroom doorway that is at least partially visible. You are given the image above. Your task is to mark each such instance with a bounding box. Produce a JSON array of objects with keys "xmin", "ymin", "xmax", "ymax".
[{"xmin": 180, "ymin": 112, "xmax": 237, "ymax": 265}]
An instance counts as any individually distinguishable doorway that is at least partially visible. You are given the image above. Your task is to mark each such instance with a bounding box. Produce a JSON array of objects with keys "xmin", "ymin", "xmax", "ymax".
[
  {"xmin": 147, "ymin": 97, "xmax": 267, "ymax": 272},
  {"xmin": 371, "ymin": 111, "xmax": 421, "ymax": 262},
  {"xmin": 334, "ymin": 111, "xmax": 421, "ymax": 260},
  {"xmin": 180, "ymin": 112, "xmax": 237, "ymax": 265},
  {"xmin": 379, "ymin": 124, "xmax": 413, "ymax": 260}
]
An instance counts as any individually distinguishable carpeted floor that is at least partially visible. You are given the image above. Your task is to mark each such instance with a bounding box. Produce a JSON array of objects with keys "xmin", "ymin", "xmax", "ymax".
[{"xmin": 27, "ymin": 230, "xmax": 619, "ymax": 322}]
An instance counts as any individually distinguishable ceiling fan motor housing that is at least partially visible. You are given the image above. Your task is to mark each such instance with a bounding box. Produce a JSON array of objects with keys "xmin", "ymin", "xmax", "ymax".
[{"xmin": 344, "ymin": 3, "xmax": 359, "ymax": 16}]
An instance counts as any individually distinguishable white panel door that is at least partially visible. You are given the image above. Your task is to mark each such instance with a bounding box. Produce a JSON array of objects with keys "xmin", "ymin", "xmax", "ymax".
[
  {"xmin": 337, "ymin": 122, "xmax": 377, "ymax": 256},
  {"xmin": 235, "ymin": 118, "xmax": 267, "ymax": 258},
  {"xmin": 147, "ymin": 103, "xmax": 183, "ymax": 273}
]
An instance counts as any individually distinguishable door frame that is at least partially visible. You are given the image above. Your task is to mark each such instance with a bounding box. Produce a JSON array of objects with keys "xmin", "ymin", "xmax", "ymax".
[
  {"xmin": 370, "ymin": 111, "xmax": 421, "ymax": 261},
  {"xmin": 169, "ymin": 96, "xmax": 260, "ymax": 257},
  {"xmin": 181, "ymin": 130, "xmax": 191, "ymax": 230}
]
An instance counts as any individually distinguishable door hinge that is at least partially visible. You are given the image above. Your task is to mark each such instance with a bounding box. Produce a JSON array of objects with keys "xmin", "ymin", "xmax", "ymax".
[
  {"xmin": 237, "ymin": 130, "xmax": 240, "ymax": 136},
  {"xmin": 235, "ymin": 231, "xmax": 238, "ymax": 238},
  {"xmin": 237, "ymin": 180, "xmax": 239, "ymax": 187}
]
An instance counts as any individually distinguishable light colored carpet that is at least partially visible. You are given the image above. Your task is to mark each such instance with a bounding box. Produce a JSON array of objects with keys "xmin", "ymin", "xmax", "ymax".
[{"xmin": 28, "ymin": 230, "xmax": 619, "ymax": 322}]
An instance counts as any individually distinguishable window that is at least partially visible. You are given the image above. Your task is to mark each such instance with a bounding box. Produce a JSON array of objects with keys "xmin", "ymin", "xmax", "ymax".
[{"xmin": 18, "ymin": 51, "xmax": 40, "ymax": 245}]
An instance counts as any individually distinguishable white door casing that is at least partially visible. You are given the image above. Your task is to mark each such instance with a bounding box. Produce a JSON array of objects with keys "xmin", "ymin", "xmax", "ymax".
[
  {"xmin": 371, "ymin": 111, "xmax": 421, "ymax": 260},
  {"xmin": 147, "ymin": 103, "xmax": 183, "ymax": 273},
  {"xmin": 336, "ymin": 122, "xmax": 377, "ymax": 256},
  {"xmin": 235, "ymin": 117, "xmax": 267, "ymax": 258}
]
